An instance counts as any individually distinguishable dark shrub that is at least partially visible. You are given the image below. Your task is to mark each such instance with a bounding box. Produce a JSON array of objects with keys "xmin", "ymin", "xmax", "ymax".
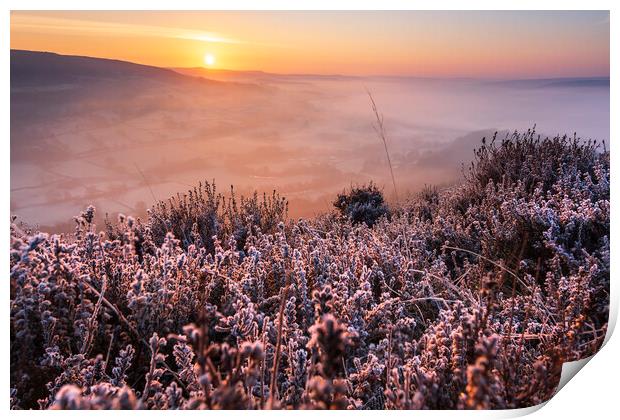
[{"xmin": 333, "ymin": 182, "xmax": 389, "ymax": 227}]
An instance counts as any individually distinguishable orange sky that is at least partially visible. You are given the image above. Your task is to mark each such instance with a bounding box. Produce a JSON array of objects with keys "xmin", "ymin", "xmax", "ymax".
[{"xmin": 10, "ymin": 10, "xmax": 610, "ymax": 78}]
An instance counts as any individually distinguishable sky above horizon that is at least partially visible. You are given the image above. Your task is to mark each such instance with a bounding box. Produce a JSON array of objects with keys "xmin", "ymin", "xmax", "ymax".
[{"xmin": 11, "ymin": 10, "xmax": 610, "ymax": 78}]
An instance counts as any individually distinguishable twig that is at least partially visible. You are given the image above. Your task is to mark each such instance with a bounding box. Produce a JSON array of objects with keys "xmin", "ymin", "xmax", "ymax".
[
  {"xmin": 400, "ymin": 296, "xmax": 458, "ymax": 309},
  {"xmin": 410, "ymin": 268, "xmax": 476, "ymax": 304},
  {"xmin": 268, "ymin": 286, "xmax": 288, "ymax": 409},
  {"xmin": 259, "ymin": 317, "xmax": 270, "ymax": 408},
  {"xmin": 81, "ymin": 274, "xmax": 108, "ymax": 355},
  {"xmin": 366, "ymin": 88, "xmax": 398, "ymax": 202},
  {"xmin": 83, "ymin": 280, "xmax": 142, "ymax": 342},
  {"xmin": 442, "ymin": 245, "xmax": 531, "ymax": 292},
  {"xmin": 83, "ymin": 279, "xmax": 188, "ymax": 390},
  {"xmin": 134, "ymin": 162, "xmax": 158, "ymax": 203},
  {"xmin": 103, "ymin": 327, "xmax": 117, "ymax": 374},
  {"xmin": 386, "ymin": 327, "xmax": 393, "ymax": 389}
]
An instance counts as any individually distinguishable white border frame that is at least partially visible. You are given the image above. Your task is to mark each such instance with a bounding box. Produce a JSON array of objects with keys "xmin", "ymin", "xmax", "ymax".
[{"xmin": 2, "ymin": 2, "xmax": 616, "ymax": 418}]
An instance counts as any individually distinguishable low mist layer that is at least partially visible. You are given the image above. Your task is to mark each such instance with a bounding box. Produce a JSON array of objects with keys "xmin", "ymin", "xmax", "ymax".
[{"xmin": 10, "ymin": 51, "xmax": 610, "ymax": 230}]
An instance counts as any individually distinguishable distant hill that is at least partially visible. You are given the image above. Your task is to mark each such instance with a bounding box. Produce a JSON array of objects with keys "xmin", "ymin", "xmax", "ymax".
[
  {"xmin": 10, "ymin": 50, "xmax": 262, "ymax": 123},
  {"xmin": 171, "ymin": 66, "xmax": 356, "ymax": 84},
  {"xmin": 490, "ymin": 77, "xmax": 610, "ymax": 89},
  {"xmin": 11, "ymin": 50, "xmax": 214, "ymax": 87}
]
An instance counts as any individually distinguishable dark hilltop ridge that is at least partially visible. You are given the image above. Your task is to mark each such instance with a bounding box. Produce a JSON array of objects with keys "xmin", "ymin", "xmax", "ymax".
[
  {"xmin": 11, "ymin": 49, "xmax": 201, "ymax": 86},
  {"xmin": 11, "ymin": 49, "xmax": 262, "ymax": 124}
]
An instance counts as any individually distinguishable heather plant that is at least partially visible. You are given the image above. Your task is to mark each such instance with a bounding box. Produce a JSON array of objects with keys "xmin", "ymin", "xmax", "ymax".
[
  {"xmin": 10, "ymin": 130, "xmax": 609, "ymax": 410},
  {"xmin": 333, "ymin": 182, "xmax": 389, "ymax": 227},
  {"xmin": 147, "ymin": 181, "xmax": 288, "ymax": 253}
]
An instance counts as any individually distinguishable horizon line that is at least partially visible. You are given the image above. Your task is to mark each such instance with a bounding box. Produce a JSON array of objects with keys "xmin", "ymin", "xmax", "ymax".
[{"xmin": 11, "ymin": 49, "xmax": 611, "ymax": 81}]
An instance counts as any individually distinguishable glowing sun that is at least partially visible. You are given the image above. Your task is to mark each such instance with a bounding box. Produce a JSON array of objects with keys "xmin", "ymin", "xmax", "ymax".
[{"xmin": 204, "ymin": 53, "xmax": 216, "ymax": 67}]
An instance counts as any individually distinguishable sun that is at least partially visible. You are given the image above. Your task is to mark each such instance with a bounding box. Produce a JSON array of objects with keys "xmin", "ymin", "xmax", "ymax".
[{"xmin": 203, "ymin": 53, "xmax": 216, "ymax": 67}]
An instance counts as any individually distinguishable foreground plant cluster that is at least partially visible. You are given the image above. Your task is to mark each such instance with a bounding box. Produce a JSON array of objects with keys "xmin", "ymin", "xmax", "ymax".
[{"xmin": 10, "ymin": 130, "xmax": 609, "ymax": 409}]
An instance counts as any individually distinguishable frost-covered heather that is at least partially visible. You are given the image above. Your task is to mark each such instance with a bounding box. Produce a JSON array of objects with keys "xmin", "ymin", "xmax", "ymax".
[{"xmin": 10, "ymin": 129, "xmax": 609, "ymax": 410}]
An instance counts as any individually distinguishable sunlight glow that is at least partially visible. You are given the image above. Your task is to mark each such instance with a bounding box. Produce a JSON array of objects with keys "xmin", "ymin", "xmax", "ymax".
[
  {"xmin": 204, "ymin": 53, "xmax": 216, "ymax": 67},
  {"xmin": 9, "ymin": 11, "xmax": 610, "ymax": 77}
]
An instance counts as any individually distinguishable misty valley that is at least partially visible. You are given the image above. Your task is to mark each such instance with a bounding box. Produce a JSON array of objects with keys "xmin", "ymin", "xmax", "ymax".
[{"xmin": 10, "ymin": 50, "xmax": 609, "ymax": 230}]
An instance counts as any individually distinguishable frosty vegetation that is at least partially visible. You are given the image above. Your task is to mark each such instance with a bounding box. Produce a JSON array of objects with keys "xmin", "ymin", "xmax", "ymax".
[{"xmin": 10, "ymin": 129, "xmax": 609, "ymax": 409}]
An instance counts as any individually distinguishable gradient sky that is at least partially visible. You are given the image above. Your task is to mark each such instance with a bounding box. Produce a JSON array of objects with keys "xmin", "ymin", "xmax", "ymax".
[{"xmin": 10, "ymin": 10, "xmax": 610, "ymax": 78}]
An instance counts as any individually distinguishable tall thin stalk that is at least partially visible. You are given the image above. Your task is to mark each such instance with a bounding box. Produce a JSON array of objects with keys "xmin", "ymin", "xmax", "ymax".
[
  {"xmin": 366, "ymin": 89, "xmax": 398, "ymax": 202},
  {"xmin": 268, "ymin": 286, "xmax": 288, "ymax": 409}
]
